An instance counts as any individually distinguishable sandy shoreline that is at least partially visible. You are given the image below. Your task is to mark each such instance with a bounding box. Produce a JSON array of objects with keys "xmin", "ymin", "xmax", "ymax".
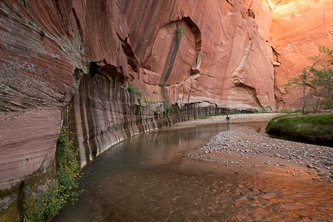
[
  {"xmin": 173, "ymin": 113, "xmax": 282, "ymax": 127},
  {"xmin": 57, "ymin": 113, "xmax": 333, "ymax": 221},
  {"xmin": 176, "ymin": 113, "xmax": 333, "ymax": 183}
]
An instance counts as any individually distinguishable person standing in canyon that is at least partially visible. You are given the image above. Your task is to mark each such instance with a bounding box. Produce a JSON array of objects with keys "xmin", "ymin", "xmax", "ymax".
[
  {"xmin": 226, "ymin": 114, "xmax": 230, "ymax": 123},
  {"xmin": 226, "ymin": 114, "xmax": 230, "ymax": 131}
]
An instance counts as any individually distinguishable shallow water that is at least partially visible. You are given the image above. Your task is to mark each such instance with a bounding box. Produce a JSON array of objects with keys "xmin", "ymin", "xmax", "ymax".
[{"xmin": 55, "ymin": 122, "xmax": 333, "ymax": 222}]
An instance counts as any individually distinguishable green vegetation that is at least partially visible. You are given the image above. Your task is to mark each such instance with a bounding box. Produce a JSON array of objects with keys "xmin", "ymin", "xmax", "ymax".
[
  {"xmin": 177, "ymin": 24, "xmax": 186, "ymax": 40},
  {"xmin": 23, "ymin": 125, "xmax": 81, "ymax": 221},
  {"xmin": 127, "ymin": 84, "xmax": 143, "ymax": 96},
  {"xmin": 160, "ymin": 105, "xmax": 181, "ymax": 117},
  {"xmin": 127, "ymin": 84, "xmax": 134, "ymax": 92},
  {"xmin": 266, "ymin": 114, "xmax": 333, "ymax": 147},
  {"xmin": 135, "ymin": 98, "xmax": 143, "ymax": 115},
  {"xmin": 0, "ymin": 162, "xmax": 58, "ymax": 221},
  {"xmin": 286, "ymin": 46, "xmax": 333, "ymax": 114},
  {"xmin": 136, "ymin": 97, "xmax": 142, "ymax": 105},
  {"xmin": 163, "ymin": 106, "xmax": 171, "ymax": 117},
  {"xmin": 0, "ymin": 199, "xmax": 21, "ymax": 221}
]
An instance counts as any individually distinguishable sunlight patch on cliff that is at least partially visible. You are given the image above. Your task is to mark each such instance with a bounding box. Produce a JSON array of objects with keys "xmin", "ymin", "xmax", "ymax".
[{"xmin": 268, "ymin": 0, "xmax": 332, "ymax": 15}]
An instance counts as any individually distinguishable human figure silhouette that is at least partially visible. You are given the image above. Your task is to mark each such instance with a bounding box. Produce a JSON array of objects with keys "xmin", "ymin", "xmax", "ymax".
[{"xmin": 226, "ymin": 114, "xmax": 230, "ymax": 131}]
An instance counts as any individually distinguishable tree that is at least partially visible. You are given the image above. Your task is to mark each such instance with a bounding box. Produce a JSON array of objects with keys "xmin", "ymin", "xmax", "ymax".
[
  {"xmin": 310, "ymin": 47, "xmax": 333, "ymax": 112},
  {"xmin": 287, "ymin": 46, "xmax": 333, "ymax": 114}
]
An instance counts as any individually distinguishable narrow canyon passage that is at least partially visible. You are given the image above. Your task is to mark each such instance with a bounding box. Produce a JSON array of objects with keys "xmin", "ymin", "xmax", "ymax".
[
  {"xmin": 2, "ymin": 0, "xmax": 333, "ymax": 220},
  {"xmin": 55, "ymin": 121, "xmax": 333, "ymax": 221}
]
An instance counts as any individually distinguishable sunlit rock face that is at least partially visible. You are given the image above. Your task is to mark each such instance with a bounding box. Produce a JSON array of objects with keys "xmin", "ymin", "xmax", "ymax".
[
  {"xmin": 270, "ymin": 0, "xmax": 333, "ymax": 109},
  {"xmin": 0, "ymin": 0, "xmax": 276, "ymax": 199},
  {"xmin": 241, "ymin": 0, "xmax": 274, "ymax": 41},
  {"xmin": 123, "ymin": 0, "xmax": 276, "ymax": 110},
  {"xmin": 3, "ymin": 0, "xmax": 332, "ymax": 217}
]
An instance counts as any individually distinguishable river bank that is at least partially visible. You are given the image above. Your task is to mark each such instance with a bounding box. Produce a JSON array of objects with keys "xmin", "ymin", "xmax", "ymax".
[
  {"xmin": 55, "ymin": 113, "xmax": 333, "ymax": 221},
  {"xmin": 173, "ymin": 113, "xmax": 282, "ymax": 127},
  {"xmin": 178, "ymin": 113, "xmax": 333, "ymax": 183}
]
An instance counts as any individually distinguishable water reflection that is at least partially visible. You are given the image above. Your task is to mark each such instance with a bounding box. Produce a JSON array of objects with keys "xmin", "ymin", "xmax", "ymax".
[{"xmin": 56, "ymin": 122, "xmax": 333, "ymax": 222}]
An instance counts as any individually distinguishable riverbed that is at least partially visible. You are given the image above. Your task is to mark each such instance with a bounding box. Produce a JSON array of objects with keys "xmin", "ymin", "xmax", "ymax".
[{"xmin": 55, "ymin": 114, "xmax": 333, "ymax": 221}]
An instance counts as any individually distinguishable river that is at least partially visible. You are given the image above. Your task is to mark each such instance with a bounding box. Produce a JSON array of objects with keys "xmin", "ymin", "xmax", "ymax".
[{"xmin": 55, "ymin": 121, "xmax": 333, "ymax": 221}]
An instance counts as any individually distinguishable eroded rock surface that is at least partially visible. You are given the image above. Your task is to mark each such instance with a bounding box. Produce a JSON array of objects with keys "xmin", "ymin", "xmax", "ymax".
[
  {"xmin": 0, "ymin": 0, "xmax": 275, "ymax": 196},
  {"xmin": 270, "ymin": 0, "xmax": 333, "ymax": 109},
  {"xmin": 1, "ymin": 0, "xmax": 331, "ymax": 217}
]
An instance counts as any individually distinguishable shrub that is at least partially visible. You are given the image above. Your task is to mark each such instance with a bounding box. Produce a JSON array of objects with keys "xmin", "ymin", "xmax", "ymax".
[
  {"xmin": 136, "ymin": 97, "xmax": 142, "ymax": 105},
  {"xmin": 127, "ymin": 84, "xmax": 134, "ymax": 93},
  {"xmin": 23, "ymin": 125, "xmax": 81, "ymax": 221},
  {"xmin": 127, "ymin": 84, "xmax": 143, "ymax": 96},
  {"xmin": 163, "ymin": 106, "xmax": 171, "ymax": 117}
]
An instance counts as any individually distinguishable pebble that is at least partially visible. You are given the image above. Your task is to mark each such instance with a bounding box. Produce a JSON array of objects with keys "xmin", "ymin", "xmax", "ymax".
[
  {"xmin": 307, "ymin": 164, "xmax": 315, "ymax": 169},
  {"xmin": 181, "ymin": 116, "xmax": 333, "ymax": 182}
]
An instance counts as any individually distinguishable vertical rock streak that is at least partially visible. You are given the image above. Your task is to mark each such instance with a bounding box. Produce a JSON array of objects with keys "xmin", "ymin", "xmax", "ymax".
[{"xmin": 0, "ymin": 0, "xmax": 283, "ymax": 216}]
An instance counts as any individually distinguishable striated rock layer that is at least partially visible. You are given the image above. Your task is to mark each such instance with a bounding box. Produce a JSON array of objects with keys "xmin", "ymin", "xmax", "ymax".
[
  {"xmin": 270, "ymin": 0, "xmax": 333, "ymax": 110},
  {"xmin": 0, "ymin": 0, "xmax": 276, "ymax": 215}
]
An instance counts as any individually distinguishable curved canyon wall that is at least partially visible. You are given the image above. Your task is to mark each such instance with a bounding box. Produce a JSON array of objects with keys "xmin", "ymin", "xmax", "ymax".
[
  {"xmin": 270, "ymin": 0, "xmax": 333, "ymax": 110},
  {"xmin": 1, "ymin": 0, "xmax": 276, "ymax": 215},
  {"xmin": 2, "ymin": 0, "xmax": 332, "ymax": 217}
]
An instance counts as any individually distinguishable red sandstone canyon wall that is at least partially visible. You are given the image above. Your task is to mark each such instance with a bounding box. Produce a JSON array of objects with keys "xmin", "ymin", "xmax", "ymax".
[
  {"xmin": 270, "ymin": 0, "xmax": 333, "ymax": 110},
  {"xmin": 0, "ymin": 0, "xmax": 276, "ymax": 215},
  {"xmin": 2, "ymin": 0, "xmax": 332, "ymax": 217},
  {"xmin": 121, "ymin": 0, "xmax": 276, "ymax": 110}
]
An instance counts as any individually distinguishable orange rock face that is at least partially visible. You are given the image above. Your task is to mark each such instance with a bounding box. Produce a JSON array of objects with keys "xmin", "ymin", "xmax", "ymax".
[
  {"xmin": 270, "ymin": 0, "xmax": 333, "ymax": 109},
  {"xmin": 0, "ymin": 0, "xmax": 276, "ymax": 194},
  {"xmin": 123, "ymin": 0, "xmax": 276, "ymax": 110},
  {"xmin": 1, "ymin": 0, "xmax": 332, "ymax": 217}
]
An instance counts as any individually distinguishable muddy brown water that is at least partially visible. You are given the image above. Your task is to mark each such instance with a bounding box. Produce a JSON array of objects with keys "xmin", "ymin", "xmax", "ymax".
[{"xmin": 55, "ymin": 122, "xmax": 333, "ymax": 222}]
